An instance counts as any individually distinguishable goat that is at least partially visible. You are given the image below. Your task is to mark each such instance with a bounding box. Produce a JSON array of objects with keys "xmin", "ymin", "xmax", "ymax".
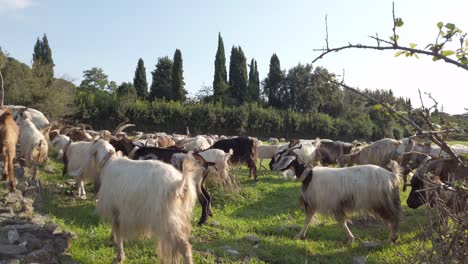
[
  {"xmin": 317, "ymin": 140, "xmax": 353, "ymax": 166},
  {"xmin": 50, "ymin": 134, "xmax": 71, "ymax": 159},
  {"xmin": 62, "ymin": 140, "xmax": 110, "ymax": 199},
  {"xmin": 0, "ymin": 109, "xmax": 19, "ymax": 191},
  {"xmin": 338, "ymin": 138, "xmax": 401, "ymax": 170},
  {"xmin": 129, "ymin": 146, "xmax": 221, "ymax": 225},
  {"xmin": 8, "ymin": 105, "xmax": 50, "ymax": 131},
  {"xmin": 270, "ymin": 146, "xmax": 401, "ymax": 243},
  {"xmin": 79, "ymin": 139, "xmax": 211, "ymax": 263},
  {"xmin": 16, "ymin": 111, "xmax": 48, "ymax": 180},
  {"xmin": 257, "ymin": 144, "xmax": 285, "ymax": 169},
  {"xmin": 212, "ymin": 137, "xmax": 258, "ymax": 180},
  {"xmin": 407, "ymin": 158, "xmax": 460, "ymax": 210},
  {"xmin": 394, "ymin": 152, "xmax": 430, "ymax": 192}
]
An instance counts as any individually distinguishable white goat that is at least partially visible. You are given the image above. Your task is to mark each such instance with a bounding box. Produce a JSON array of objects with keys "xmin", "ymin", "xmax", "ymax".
[
  {"xmin": 257, "ymin": 144, "xmax": 284, "ymax": 169},
  {"xmin": 8, "ymin": 105, "xmax": 50, "ymax": 131},
  {"xmin": 80, "ymin": 139, "xmax": 206, "ymax": 264},
  {"xmin": 16, "ymin": 111, "xmax": 48, "ymax": 180},
  {"xmin": 50, "ymin": 134, "xmax": 70, "ymax": 159},
  {"xmin": 338, "ymin": 138, "xmax": 402, "ymax": 169},
  {"xmin": 271, "ymin": 149, "xmax": 401, "ymax": 243},
  {"xmin": 179, "ymin": 136, "xmax": 211, "ymax": 151}
]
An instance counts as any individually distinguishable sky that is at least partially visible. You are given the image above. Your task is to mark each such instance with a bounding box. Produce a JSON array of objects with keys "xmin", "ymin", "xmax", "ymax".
[{"xmin": 2, "ymin": 0, "xmax": 467, "ymax": 114}]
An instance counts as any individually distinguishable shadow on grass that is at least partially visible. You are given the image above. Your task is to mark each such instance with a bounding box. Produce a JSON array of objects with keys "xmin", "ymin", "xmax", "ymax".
[{"xmin": 37, "ymin": 187, "xmax": 101, "ymax": 228}]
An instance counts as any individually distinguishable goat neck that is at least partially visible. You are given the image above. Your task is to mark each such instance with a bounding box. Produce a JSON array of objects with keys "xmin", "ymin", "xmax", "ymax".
[{"xmin": 290, "ymin": 158, "xmax": 314, "ymax": 194}]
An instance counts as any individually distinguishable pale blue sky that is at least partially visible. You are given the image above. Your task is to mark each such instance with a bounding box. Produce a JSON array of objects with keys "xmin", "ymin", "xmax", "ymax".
[{"xmin": 2, "ymin": 0, "xmax": 467, "ymax": 114}]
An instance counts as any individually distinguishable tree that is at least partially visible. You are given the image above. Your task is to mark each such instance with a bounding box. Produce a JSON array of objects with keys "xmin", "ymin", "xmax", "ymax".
[
  {"xmin": 247, "ymin": 59, "xmax": 260, "ymax": 102},
  {"xmin": 133, "ymin": 58, "xmax": 148, "ymax": 99},
  {"xmin": 79, "ymin": 67, "xmax": 110, "ymax": 91},
  {"xmin": 149, "ymin": 56, "xmax": 173, "ymax": 100},
  {"xmin": 213, "ymin": 33, "xmax": 229, "ymax": 103},
  {"xmin": 0, "ymin": 48, "xmax": 7, "ymax": 106},
  {"xmin": 116, "ymin": 82, "xmax": 136, "ymax": 97},
  {"xmin": 32, "ymin": 34, "xmax": 54, "ymax": 86},
  {"xmin": 263, "ymin": 54, "xmax": 285, "ymax": 108},
  {"xmin": 171, "ymin": 49, "xmax": 186, "ymax": 102},
  {"xmin": 228, "ymin": 46, "xmax": 248, "ymax": 105}
]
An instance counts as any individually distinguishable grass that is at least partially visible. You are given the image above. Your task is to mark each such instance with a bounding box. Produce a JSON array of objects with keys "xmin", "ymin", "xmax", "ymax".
[
  {"xmin": 36, "ymin": 158, "xmax": 431, "ymax": 264},
  {"xmin": 447, "ymin": 140, "xmax": 468, "ymax": 146}
]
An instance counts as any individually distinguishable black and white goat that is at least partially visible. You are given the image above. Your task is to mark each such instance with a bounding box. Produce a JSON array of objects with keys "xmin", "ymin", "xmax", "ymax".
[{"xmin": 270, "ymin": 142, "xmax": 401, "ymax": 242}]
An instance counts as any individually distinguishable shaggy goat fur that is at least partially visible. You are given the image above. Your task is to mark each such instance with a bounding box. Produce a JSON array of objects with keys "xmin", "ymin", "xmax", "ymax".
[
  {"xmin": 85, "ymin": 139, "xmax": 199, "ymax": 264},
  {"xmin": 17, "ymin": 111, "xmax": 48, "ymax": 180},
  {"xmin": 338, "ymin": 138, "xmax": 401, "ymax": 170},
  {"xmin": 0, "ymin": 109, "xmax": 19, "ymax": 191},
  {"xmin": 271, "ymin": 147, "xmax": 401, "ymax": 242}
]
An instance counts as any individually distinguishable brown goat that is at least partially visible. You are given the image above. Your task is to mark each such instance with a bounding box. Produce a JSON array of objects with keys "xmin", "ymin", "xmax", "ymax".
[{"xmin": 0, "ymin": 109, "xmax": 20, "ymax": 191}]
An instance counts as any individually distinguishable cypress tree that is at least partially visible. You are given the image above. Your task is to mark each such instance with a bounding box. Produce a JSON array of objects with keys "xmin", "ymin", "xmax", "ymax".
[
  {"xmin": 248, "ymin": 58, "xmax": 260, "ymax": 102},
  {"xmin": 133, "ymin": 58, "xmax": 149, "ymax": 99},
  {"xmin": 171, "ymin": 49, "xmax": 186, "ymax": 102},
  {"xmin": 228, "ymin": 46, "xmax": 248, "ymax": 105},
  {"xmin": 263, "ymin": 53, "xmax": 284, "ymax": 108},
  {"xmin": 149, "ymin": 56, "xmax": 173, "ymax": 101},
  {"xmin": 213, "ymin": 33, "xmax": 228, "ymax": 103},
  {"xmin": 41, "ymin": 34, "xmax": 54, "ymax": 84}
]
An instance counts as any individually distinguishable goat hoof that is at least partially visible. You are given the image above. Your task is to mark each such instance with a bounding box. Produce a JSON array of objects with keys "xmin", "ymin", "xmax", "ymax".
[{"xmin": 1, "ymin": 173, "xmax": 7, "ymax": 181}]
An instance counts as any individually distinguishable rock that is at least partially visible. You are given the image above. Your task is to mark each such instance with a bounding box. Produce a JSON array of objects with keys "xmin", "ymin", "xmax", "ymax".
[
  {"xmin": 225, "ymin": 249, "xmax": 240, "ymax": 256},
  {"xmin": 44, "ymin": 165, "xmax": 55, "ymax": 174},
  {"xmin": 13, "ymin": 167, "xmax": 24, "ymax": 178},
  {"xmin": 64, "ymin": 179, "xmax": 76, "ymax": 186},
  {"xmin": 54, "ymin": 237, "xmax": 71, "ymax": 252},
  {"xmin": 220, "ymin": 245, "xmax": 231, "ymax": 251},
  {"xmin": 41, "ymin": 239, "xmax": 55, "ymax": 253},
  {"xmin": 362, "ymin": 241, "xmax": 380, "ymax": 248},
  {"xmin": 253, "ymin": 244, "xmax": 259, "ymax": 249},
  {"xmin": 352, "ymin": 256, "xmax": 367, "ymax": 264},
  {"xmin": 7, "ymin": 229, "xmax": 19, "ymax": 244},
  {"xmin": 244, "ymin": 235, "xmax": 261, "ymax": 244},
  {"xmin": 44, "ymin": 222, "xmax": 58, "ymax": 233},
  {"xmin": 23, "ymin": 249, "xmax": 52, "ymax": 263},
  {"xmin": 5, "ymin": 259, "xmax": 20, "ymax": 264},
  {"xmin": 23, "ymin": 188, "xmax": 37, "ymax": 198},
  {"xmin": 15, "ymin": 183, "xmax": 27, "ymax": 192},
  {"xmin": 26, "ymin": 238, "xmax": 42, "ymax": 251},
  {"xmin": 0, "ymin": 243, "xmax": 28, "ymax": 255},
  {"xmin": 0, "ymin": 208, "xmax": 12, "ymax": 214},
  {"xmin": 5, "ymin": 192, "xmax": 22, "ymax": 205}
]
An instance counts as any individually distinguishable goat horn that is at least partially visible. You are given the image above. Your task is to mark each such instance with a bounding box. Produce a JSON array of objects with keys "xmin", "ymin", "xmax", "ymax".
[{"xmin": 114, "ymin": 124, "xmax": 135, "ymax": 134}]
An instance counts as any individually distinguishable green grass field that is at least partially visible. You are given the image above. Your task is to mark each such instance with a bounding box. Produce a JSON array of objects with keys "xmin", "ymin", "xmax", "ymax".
[{"xmin": 35, "ymin": 157, "xmax": 434, "ymax": 264}]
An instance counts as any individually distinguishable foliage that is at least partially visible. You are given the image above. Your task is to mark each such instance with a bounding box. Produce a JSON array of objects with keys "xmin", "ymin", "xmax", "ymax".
[
  {"xmin": 262, "ymin": 54, "xmax": 285, "ymax": 108},
  {"xmin": 213, "ymin": 33, "xmax": 229, "ymax": 103},
  {"xmin": 32, "ymin": 34, "xmax": 54, "ymax": 86},
  {"xmin": 247, "ymin": 59, "xmax": 260, "ymax": 102},
  {"xmin": 228, "ymin": 46, "xmax": 248, "ymax": 106},
  {"xmin": 149, "ymin": 56, "xmax": 173, "ymax": 101},
  {"xmin": 79, "ymin": 67, "xmax": 111, "ymax": 91},
  {"xmin": 172, "ymin": 49, "xmax": 186, "ymax": 102},
  {"xmin": 116, "ymin": 82, "xmax": 136, "ymax": 97},
  {"xmin": 133, "ymin": 58, "xmax": 149, "ymax": 99}
]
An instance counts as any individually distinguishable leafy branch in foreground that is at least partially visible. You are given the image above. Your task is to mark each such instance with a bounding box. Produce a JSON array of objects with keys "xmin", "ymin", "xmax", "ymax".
[{"xmin": 313, "ymin": 3, "xmax": 468, "ymax": 70}]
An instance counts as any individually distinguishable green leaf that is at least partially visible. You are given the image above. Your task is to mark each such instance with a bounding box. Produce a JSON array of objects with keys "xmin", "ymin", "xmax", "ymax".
[
  {"xmin": 409, "ymin": 43, "xmax": 417, "ymax": 49},
  {"xmin": 433, "ymin": 56, "xmax": 441, "ymax": 61},
  {"xmin": 441, "ymin": 50, "xmax": 455, "ymax": 56},
  {"xmin": 414, "ymin": 54, "xmax": 419, "ymax": 59},
  {"xmin": 394, "ymin": 51, "xmax": 405, "ymax": 57},
  {"xmin": 437, "ymin": 22, "xmax": 443, "ymax": 29},
  {"xmin": 465, "ymin": 39, "xmax": 468, "ymax": 46},
  {"xmin": 445, "ymin": 23, "xmax": 455, "ymax": 30},
  {"xmin": 372, "ymin": 104, "xmax": 383, "ymax": 110},
  {"xmin": 395, "ymin": 18, "xmax": 404, "ymax": 27}
]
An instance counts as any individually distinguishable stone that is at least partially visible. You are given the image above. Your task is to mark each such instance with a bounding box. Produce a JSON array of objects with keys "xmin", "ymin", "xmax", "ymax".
[
  {"xmin": 7, "ymin": 229, "xmax": 19, "ymax": 244},
  {"xmin": 352, "ymin": 256, "xmax": 367, "ymax": 264},
  {"xmin": 41, "ymin": 239, "xmax": 55, "ymax": 253},
  {"xmin": 23, "ymin": 249, "xmax": 52, "ymax": 263},
  {"xmin": 244, "ymin": 235, "xmax": 261, "ymax": 244},
  {"xmin": 5, "ymin": 192, "xmax": 22, "ymax": 204},
  {"xmin": 13, "ymin": 167, "xmax": 24, "ymax": 178},
  {"xmin": 4, "ymin": 259, "xmax": 20, "ymax": 264},
  {"xmin": 0, "ymin": 243, "xmax": 28, "ymax": 255},
  {"xmin": 26, "ymin": 238, "xmax": 42, "ymax": 251},
  {"xmin": 18, "ymin": 241, "xmax": 27, "ymax": 247},
  {"xmin": 64, "ymin": 179, "xmax": 76, "ymax": 186},
  {"xmin": 54, "ymin": 237, "xmax": 71, "ymax": 252},
  {"xmin": 362, "ymin": 241, "xmax": 380, "ymax": 248},
  {"xmin": 44, "ymin": 222, "xmax": 58, "ymax": 233}
]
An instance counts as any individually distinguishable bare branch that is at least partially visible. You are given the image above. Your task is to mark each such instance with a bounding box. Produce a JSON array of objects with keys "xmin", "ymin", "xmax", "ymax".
[
  {"xmin": 392, "ymin": 2, "xmax": 398, "ymax": 46},
  {"xmin": 325, "ymin": 15, "xmax": 329, "ymax": 50},
  {"xmin": 312, "ymin": 43, "xmax": 468, "ymax": 71}
]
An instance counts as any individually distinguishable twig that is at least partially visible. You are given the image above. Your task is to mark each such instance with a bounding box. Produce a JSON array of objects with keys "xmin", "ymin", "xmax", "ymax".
[
  {"xmin": 325, "ymin": 15, "xmax": 329, "ymax": 50},
  {"xmin": 312, "ymin": 43, "xmax": 468, "ymax": 71},
  {"xmin": 392, "ymin": 2, "xmax": 398, "ymax": 46}
]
